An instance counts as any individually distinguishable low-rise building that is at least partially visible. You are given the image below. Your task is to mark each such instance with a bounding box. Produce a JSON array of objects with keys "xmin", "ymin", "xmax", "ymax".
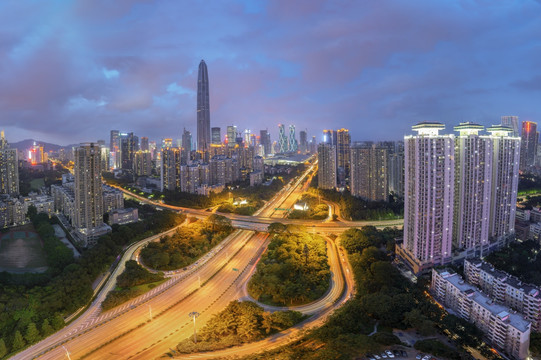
[
  {"xmin": 431, "ymin": 268, "xmax": 530, "ymax": 359},
  {"xmin": 108, "ymin": 208, "xmax": 138, "ymax": 226},
  {"xmin": 465, "ymin": 258, "xmax": 541, "ymax": 331}
]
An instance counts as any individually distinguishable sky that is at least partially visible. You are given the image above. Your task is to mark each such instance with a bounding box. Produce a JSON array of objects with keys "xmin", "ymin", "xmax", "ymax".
[{"xmin": 1, "ymin": 0, "xmax": 541, "ymax": 146}]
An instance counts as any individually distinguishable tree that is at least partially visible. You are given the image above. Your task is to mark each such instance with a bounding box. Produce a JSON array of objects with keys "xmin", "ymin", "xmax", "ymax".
[
  {"xmin": 267, "ymin": 222, "xmax": 287, "ymax": 234},
  {"xmin": 41, "ymin": 319, "xmax": 54, "ymax": 337},
  {"xmin": 0, "ymin": 338, "xmax": 7, "ymax": 358},
  {"xmin": 11, "ymin": 331, "xmax": 25, "ymax": 351},
  {"xmin": 51, "ymin": 314, "xmax": 64, "ymax": 330},
  {"xmin": 24, "ymin": 322, "xmax": 40, "ymax": 344},
  {"xmin": 205, "ymin": 214, "xmax": 232, "ymax": 232}
]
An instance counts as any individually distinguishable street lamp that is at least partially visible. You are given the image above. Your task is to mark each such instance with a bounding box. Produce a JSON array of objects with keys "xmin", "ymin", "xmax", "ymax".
[
  {"xmin": 62, "ymin": 346, "xmax": 72, "ymax": 360},
  {"xmin": 189, "ymin": 311, "xmax": 200, "ymax": 343},
  {"xmin": 148, "ymin": 305, "xmax": 152, "ymax": 321}
]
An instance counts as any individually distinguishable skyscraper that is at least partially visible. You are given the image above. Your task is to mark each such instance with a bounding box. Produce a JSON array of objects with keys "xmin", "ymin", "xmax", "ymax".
[
  {"xmin": 260, "ymin": 129, "xmax": 271, "ymax": 156},
  {"xmin": 453, "ymin": 123, "xmax": 492, "ymax": 254},
  {"xmin": 197, "ymin": 60, "xmax": 211, "ymax": 152},
  {"xmin": 350, "ymin": 143, "xmax": 388, "ymax": 201},
  {"xmin": 110, "ymin": 130, "xmax": 120, "ymax": 169},
  {"xmin": 299, "ymin": 130, "xmax": 307, "ymax": 153},
  {"xmin": 211, "ymin": 127, "xmax": 221, "ymax": 144},
  {"xmin": 323, "ymin": 129, "xmax": 337, "ymax": 146},
  {"xmin": 181, "ymin": 128, "xmax": 192, "ymax": 165},
  {"xmin": 120, "ymin": 132, "xmax": 137, "ymax": 171},
  {"xmin": 227, "ymin": 126, "xmax": 237, "ymax": 148},
  {"xmin": 401, "ymin": 122, "xmax": 454, "ymax": 274},
  {"xmin": 501, "ymin": 116, "xmax": 519, "ymax": 137},
  {"xmin": 161, "ymin": 147, "xmax": 180, "ymax": 191},
  {"xmin": 0, "ymin": 131, "xmax": 19, "ymax": 196},
  {"xmin": 278, "ymin": 124, "xmax": 288, "ymax": 153},
  {"xmin": 317, "ymin": 143, "xmax": 337, "ymax": 189},
  {"xmin": 288, "ymin": 125, "xmax": 298, "ymax": 152},
  {"xmin": 520, "ymin": 121, "xmax": 537, "ymax": 171},
  {"xmin": 74, "ymin": 143, "xmax": 108, "ymax": 247}
]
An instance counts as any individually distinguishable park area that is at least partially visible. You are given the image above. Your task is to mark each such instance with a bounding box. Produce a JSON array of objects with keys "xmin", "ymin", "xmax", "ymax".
[{"xmin": 0, "ymin": 227, "xmax": 48, "ymax": 273}]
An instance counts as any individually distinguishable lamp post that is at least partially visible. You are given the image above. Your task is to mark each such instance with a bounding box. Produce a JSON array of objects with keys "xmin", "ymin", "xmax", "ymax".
[
  {"xmin": 62, "ymin": 346, "xmax": 72, "ymax": 360},
  {"xmin": 148, "ymin": 305, "xmax": 152, "ymax": 321},
  {"xmin": 189, "ymin": 311, "xmax": 200, "ymax": 343}
]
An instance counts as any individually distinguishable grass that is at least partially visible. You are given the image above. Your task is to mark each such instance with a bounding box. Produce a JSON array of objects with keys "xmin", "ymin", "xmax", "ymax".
[
  {"xmin": 30, "ymin": 178, "xmax": 46, "ymax": 191},
  {"xmin": 0, "ymin": 229, "xmax": 48, "ymax": 272},
  {"xmin": 102, "ymin": 278, "xmax": 168, "ymax": 311}
]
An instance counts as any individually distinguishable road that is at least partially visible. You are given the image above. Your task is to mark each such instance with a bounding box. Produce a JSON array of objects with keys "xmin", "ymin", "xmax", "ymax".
[{"xmin": 11, "ymin": 161, "xmax": 396, "ymax": 360}]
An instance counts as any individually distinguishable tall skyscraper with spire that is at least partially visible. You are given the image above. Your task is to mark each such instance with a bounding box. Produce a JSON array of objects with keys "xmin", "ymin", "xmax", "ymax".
[{"xmin": 197, "ymin": 59, "xmax": 210, "ymax": 152}]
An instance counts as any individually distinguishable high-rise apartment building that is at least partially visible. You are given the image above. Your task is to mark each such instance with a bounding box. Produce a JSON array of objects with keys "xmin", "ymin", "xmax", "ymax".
[
  {"xmin": 211, "ymin": 127, "xmax": 221, "ymax": 144},
  {"xmin": 278, "ymin": 124, "xmax": 288, "ymax": 153},
  {"xmin": 317, "ymin": 143, "xmax": 337, "ymax": 190},
  {"xmin": 336, "ymin": 129, "xmax": 351, "ymax": 185},
  {"xmin": 181, "ymin": 128, "xmax": 192, "ymax": 165},
  {"xmin": 453, "ymin": 123, "xmax": 492, "ymax": 254},
  {"xmin": 520, "ymin": 121, "xmax": 537, "ymax": 171},
  {"xmin": 120, "ymin": 132, "xmax": 138, "ymax": 171},
  {"xmin": 0, "ymin": 131, "xmax": 19, "ymax": 196},
  {"xmin": 400, "ymin": 122, "xmax": 454, "ymax": 274},
  {"xmin": 380, "ymin": 141, "xmax": 404, "ymax": 198},
  {"xmin": 161, "ymin": 147, "xmax": 180, "ymax": 191},
  {"xmin": 134, "ymin": 150, "xmax": 152, "ymax": 176},
  {"xmin": 350, "ymin": 143, "xmax": 388, "ymax": 201},
  {"xmin": 501, "ymin": 115, "xmax": 519, "ymax": 137},
  {"xmin": 397, "ymin": 122, "xmax": 520, "ymax": 274},
  {"xmin": 487, "ymin": 125, "xmax": 520, "ymax": 243},
  {"xmin": 73, "ymin": 143, "xmax": 109, "ymax": 246},
  {"xmin": 323, "ymin": 129, "xmax": 337, "ymax": 146},
  {"xmin": 197, "ymin": 60, "xmax": 211, "ymax": 152}
]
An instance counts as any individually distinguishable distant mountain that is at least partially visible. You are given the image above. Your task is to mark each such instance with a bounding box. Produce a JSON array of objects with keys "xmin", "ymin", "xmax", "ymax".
[{"xmin": 10, "ymin": 139, "xmax": 74, "ymax": 153}]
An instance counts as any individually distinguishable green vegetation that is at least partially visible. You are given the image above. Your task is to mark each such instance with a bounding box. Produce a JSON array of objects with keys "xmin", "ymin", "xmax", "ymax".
[
  {"xmin": 237, "ymin": 226, "xmax": 501, "ymax": 360},
  {"xmin": 309, "ymin": 184, "xmax": 403, "ymax": 220},
  {"xmin": 0, "ymin": 228, "xmax": 49, "ymax": 272},
  {"xmin": 140, "ymin": 214, "xmax": 233, "ymax": 270},
  {"xmin": 0, "ymin": 205, "xmax": 184, "ymax": 358},
  {"xmin": 248, "ymin": 226, "xmax": 330, "ymax": 306},
  {"xmin": 175, "ymin": 300, "xmax": 304, "ymax": 354},
  {"xmin": 287, "ymin": 193, "xmax": 329, "ymax": 220},
  {"xmin": 18, "ymin": 168, "xmax": 68, "ymax": 196},
  {"xmin": 518, "ymin": 174, "xmax": 541, "ymax": 195},
  {"xmin": 484, "ymin": 240, "xmax": 541, "ymax": 285},
  {"xmin": 101, "ymin": 260, "xmax": 165, "ymax": 310}
]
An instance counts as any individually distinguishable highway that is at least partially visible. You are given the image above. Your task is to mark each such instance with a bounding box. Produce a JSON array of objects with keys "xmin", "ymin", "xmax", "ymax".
[{"xmin": 10, "ymin": 161, "xmax": 397, "ymax": 360}]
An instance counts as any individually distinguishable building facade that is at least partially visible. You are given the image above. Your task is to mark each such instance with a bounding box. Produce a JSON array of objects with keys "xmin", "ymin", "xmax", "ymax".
[
  {"xmin": 520, "ymin": 121, "xmax": 537, "ymax": 172},
  {"xmin": 317, "ymin": 143, "xmax": 337, "ymax": 190},
  {"xmin": 197, "ymin": 59, "xmax": 211, "ymax": 152}
]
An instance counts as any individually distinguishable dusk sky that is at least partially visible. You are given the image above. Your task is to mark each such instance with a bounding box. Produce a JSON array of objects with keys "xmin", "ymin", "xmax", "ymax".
[{"xmin": 1, "ymin": 0, "xmax": 541, "ymax": 145}]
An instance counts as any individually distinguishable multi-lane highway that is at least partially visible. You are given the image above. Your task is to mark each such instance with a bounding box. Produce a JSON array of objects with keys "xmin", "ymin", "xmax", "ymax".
[{"xmin": 11, "ymin": 161, "xmax": 399, "ymax": 360}]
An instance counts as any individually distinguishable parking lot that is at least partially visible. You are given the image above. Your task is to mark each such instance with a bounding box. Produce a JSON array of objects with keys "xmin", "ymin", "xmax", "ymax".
[{"xmin": 359, "ymin": 346, "xmax": 437, "ymax": 360}]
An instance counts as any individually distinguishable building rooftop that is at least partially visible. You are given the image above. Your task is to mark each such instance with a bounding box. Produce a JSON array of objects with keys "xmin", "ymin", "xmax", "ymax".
[{"xmin": 445, "ymin": 272, "xmax": 531, "ymax": 332}]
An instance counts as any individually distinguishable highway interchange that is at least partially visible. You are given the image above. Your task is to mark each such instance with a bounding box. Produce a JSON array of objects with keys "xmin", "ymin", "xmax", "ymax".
[{"xmin": 11, "ymin": 162, "xmax": 402, "ymax": 360}]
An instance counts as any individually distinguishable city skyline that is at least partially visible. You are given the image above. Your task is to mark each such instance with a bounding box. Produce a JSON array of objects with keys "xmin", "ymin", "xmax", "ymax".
[{"xmin": 1, "ymin": 1, "xmax": 541, "ymax": 145}]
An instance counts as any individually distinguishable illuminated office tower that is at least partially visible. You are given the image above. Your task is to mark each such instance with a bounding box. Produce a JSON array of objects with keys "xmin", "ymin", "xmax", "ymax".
[
  {"xmin": 520, "ymin": 121, "xmax": 537, "ymax": 171},
  {"xmin": 120, "ymin": 132, "xmax": 137, "ymax": 171},
  {"xmin": 453, "ymin": 123, "xmax": 492, "ymax": 254},
  {"xmin": 197, "ymin": 60, "xmax": 211, "ymax": 152},
  {"xmin": 0, "ymin": 131, "xmax": 19, "ymax": 196},
  {"xmin": 400, "ymin": 122, "xmax": 454, "ymax": 274},
  {"xmin": 487, "ymin": 125, "xmax": 520, "ymax": 244},
  {"xmin": 501, "ymin": 116, "xmax": 519, "ymax": 137},
  {"xmin": 278, "ymin": 124, "xmax": 288, "ymax": 153},
  {"xmin": 227, "ymin": 126, "xmax": 237, "ymax": 148},
  {"xmin": 110, "ymin": 130, "xmax": 120, "ymax": 169},
  {"xmin": 74, "ymin": 143, "xmax": 108, "ymax": 246},
  {"xmin": 211, "ymin": 127, "xmax": 221, "ymax": 144},
  {"xmin": 288, "ymin": 125, "xmax": 298, "ymax": 152},
  {"xmin": 317, "ymin": 143, "xmax": 337, "ymax": 190}
]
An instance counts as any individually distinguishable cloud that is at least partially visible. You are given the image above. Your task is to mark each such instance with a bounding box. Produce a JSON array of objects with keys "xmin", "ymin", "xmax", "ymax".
[{"xmin": 0, "ymin": 0, "xmax": 541, "ymax": 145}]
